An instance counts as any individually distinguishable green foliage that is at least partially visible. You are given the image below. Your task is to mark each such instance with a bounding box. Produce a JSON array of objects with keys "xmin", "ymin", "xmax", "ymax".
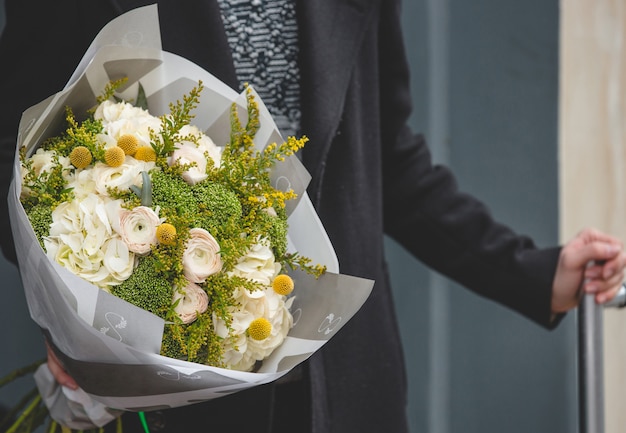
[
  {"xmin": 95, "ymin": 77, "xmax": 129, "ymax": 107},
  {"xmin": 20, "ymin": 151, "xmax": 73, "ymax": 212},
  {"xmin": 41, "ymin": 108, "xmax": 105, "ymax": 161}
]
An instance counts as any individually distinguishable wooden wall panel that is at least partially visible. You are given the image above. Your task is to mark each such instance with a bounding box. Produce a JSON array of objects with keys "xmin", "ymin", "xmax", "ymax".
[{"xmin": 560, "ymin": 1, "xmax": 626, "ymax": 431}]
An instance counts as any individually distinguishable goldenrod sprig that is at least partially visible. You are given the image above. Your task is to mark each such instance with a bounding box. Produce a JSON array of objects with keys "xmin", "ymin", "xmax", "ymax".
[
  {"xmin": 94, "ymin": 77, "xmax": 129, "ymax": 107},
  {"xmin": 282, "ymin": 252, "xmax": 327, "ymax": 278},
  {"xmin": 151, "ymin": 81, "xmax": 204, "ymax": 159}
]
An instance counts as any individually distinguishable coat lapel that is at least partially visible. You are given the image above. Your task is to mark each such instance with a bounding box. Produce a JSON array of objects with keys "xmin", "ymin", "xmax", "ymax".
[
  {"xmin": 104, "ymin": 0, "xmax": 376, "ymax": 196},
  {"xmin": 296, "ymin": 0, "xmax": 378, "ymax": 197}
]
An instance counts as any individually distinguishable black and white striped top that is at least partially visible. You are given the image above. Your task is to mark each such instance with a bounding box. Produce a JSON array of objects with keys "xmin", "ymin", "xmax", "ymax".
[{"xmin": 217, "ymin": 0, "xmax": 302, "ymax": 138}]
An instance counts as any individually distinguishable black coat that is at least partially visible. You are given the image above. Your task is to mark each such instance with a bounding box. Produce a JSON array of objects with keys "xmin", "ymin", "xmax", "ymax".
[{"xmin": 0, "ymin": 1, "xmax": 561, "ymax": 432}]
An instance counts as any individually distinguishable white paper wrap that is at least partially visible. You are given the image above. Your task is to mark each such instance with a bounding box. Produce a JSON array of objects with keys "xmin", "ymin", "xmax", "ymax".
[{"xmin": 8, "ymin": 5, "xmax": 374, "ymax": 429}]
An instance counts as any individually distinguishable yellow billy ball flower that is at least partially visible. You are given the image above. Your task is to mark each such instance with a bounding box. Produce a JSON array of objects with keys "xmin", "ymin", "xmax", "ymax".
[
  {"xmin": 69, "ymin": 146, "xmax": 92, "ymax": 169},
  {"xmin": 104, "ymin": 146, "xmax": 126, "ymax": 167},
  {"xmin": 272, "ymin": 274, "xmax": 294, "ymax": 296},
  {"xmin": 117, "ymin": 134, "xmax": 139, "ymax": 156},
  {"xmin": 248, "ymin": 318, "xmax": 272, "ymax": 341},
  {"xmin": 135, "ymin": 146, "xmax": 157, "ymax": 162},
  {"xmin": 156, "ymin": 223, "xmax": 177, "ymax": 245}
]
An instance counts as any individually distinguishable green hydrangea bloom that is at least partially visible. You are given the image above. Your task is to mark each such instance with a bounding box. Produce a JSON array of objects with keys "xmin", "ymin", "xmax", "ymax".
[
  {"xmin": 27, "ymin": 204, "xmax": 53, "ymax": 249},
  {"xmin": 111, "ymin": 256, "xmax": 172, "ymax": 316},
  {"xmin": 150, "ymin": 169, "xmax": 198, "ymax": 220},
  {"xmin": 191, "ymin": 181, "xmax": 243, "ymax": 235}
]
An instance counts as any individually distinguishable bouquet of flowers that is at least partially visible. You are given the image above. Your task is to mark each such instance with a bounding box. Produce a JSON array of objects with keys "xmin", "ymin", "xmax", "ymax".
[
  {"xmin": 5, "ymin": 4, "xmax": 373, "ymax": 431},
  {"xmin": 21, "ymin": 78, "xmax": 323, "ymax": 372}
]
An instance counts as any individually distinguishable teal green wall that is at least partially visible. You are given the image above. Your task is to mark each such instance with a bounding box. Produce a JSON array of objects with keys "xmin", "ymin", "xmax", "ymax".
[{"xmin": 387, "ymin": 0, "xmax": 576, "ymax": 432}]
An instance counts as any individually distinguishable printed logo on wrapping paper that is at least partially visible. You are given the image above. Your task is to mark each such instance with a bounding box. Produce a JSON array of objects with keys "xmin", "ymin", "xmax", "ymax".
[
  {"xmin": 117, "ymin": 31, "xmax": 144, "ymax": 47},
  {"xmin": 274, "ymin": 175, "xmax": 292, "ymax": 193},
  {"xmin": 291, "ymin": 307, "xmax": 302, "ymax": 327},
  {"xmin": 318, "ymin": 313, "xmax": 342, "ymax": 335},
  {"xmin": 99, "ymin": 312, "xmax": 128, "ymax": 341},
  {"xmin": 156, "ymin": 370, "xmax": 202, "ymax": 381}
]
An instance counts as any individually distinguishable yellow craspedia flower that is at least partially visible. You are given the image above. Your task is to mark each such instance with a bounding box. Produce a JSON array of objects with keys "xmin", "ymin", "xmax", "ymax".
[
  {"xmin": 156, "ymin": 223, "xmax": 177, "ymax": 245},
  {"xmin": 248, "ymin": 318, "xmax": 272, "ymax": 340},
  {"xmin": 104, "ymin": 146, "xmax": 125, "ymax": 167},
  {"xmin": 117, "ymin": 134, "xmax": 139, "ymax": 156},
  {"xmin": 135, "ymin": 146, "xmax": 157, "ymax": 162},
  {"xmin": 272, "ymin": 274, "xmax": 294, "ymax": 296},
  {"xmin": 69, "ymin": 146, "xmax": 92, "ymax": 169}
]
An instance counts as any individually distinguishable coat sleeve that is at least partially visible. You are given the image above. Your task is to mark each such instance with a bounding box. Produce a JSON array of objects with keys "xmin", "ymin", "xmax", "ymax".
[{"xmin": 378, "ymin": 0, "xmax": 561, "ymax": 328}]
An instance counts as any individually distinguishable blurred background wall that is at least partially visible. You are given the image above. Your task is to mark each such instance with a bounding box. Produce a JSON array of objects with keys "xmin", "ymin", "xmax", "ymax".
[
  {"xmin": 0, "ymin": 0, "xmax": 49, "ymax": 419},
  {"xmin": 0, "ymin": 1, "xmax": 579, "ymax": 432},
  {"xmin": 560, "ymin": 1, "xmax": 626, "ymax": 433},
  {"xmin": 390, "ymin": 1, "xmax": 576, "ymax": 432}
]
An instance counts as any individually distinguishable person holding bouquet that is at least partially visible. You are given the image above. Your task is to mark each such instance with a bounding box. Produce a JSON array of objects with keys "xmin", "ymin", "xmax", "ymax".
[{"xmin": 0, "ymin": 1, "xmax": 625, "ymax": 433}]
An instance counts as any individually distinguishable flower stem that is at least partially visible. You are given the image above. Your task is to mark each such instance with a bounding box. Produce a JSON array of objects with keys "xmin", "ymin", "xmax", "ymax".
[
  {"xmin": 47, "ymin": 419, "xmax": 58, "ymax": 433},
  {"xmin": 5, "ymin": 393, "xmax": 42, "ymax": 433},
  {"xmin": 0, "ymin": 358, "xmax": 46, "ymax": 388},
  {"xmin": 0, "ymin": 386, "xmax": 39, "ymax": 430}
]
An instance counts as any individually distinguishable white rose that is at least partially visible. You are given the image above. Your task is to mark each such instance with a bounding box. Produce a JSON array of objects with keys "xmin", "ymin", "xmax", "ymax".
[
  {"xmin": 94, "ymin": 100, "xmax": 160, "ymax": 145},
  {"xmin": 91, "ymin": 158, "xmax": 155, "ymax": 197},
  {"xmin": 228, "ymin": 238, "xmax": 280, "ymax": 285},
  {"xmin": 168, "ymin": 141, "xmax": 208, "ymax": 185},
  {"xmin": 179, "ymin": 125, "xmax": 222, "ymax": 168},
  {"xmin": 22, "ymin": 149, "xmax": 72, "ymax": 198},
  {"xmin": 173, "ymin": 281, "xmax": 209, "ymax": 324},
  {"xmin": 31, "ymin": 148, "xmax": 71, "ymax": 176},
  {"xmin": 118, "ymin": 206, "xmax": 160, "ymax": 255},
  {"xmin": 182, "ymin": 228, "xmax": 222, "ymax": 283}
]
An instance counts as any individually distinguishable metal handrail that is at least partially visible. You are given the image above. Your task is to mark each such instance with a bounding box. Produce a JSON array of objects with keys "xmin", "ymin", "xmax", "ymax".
[{"xmin": 579, "ymin": 283, "xmax": 626, "ymax": 433}]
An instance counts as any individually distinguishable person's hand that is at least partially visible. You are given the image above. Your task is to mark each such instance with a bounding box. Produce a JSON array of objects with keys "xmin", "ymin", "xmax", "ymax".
[
  {"xmin": 46, "ymin": 341, "xmax": 79, "ymax": 390},
  {"xmin": 552, "ymin": 227, "xmax": 626, "ymax": 314}
]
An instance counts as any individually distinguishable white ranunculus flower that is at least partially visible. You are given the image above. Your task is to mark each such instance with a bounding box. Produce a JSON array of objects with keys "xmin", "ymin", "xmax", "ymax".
[
  {"xmin": 182, "ymin": 228, "xmax": 222, "ymax": 283},
  {"xmin": 228, "ymin": 238, "xmax": 280, "ymax": 286},
  {"xmin": 118, "ymin": 206, "xmax": 160, "ymax": 255},
  {"xmin": 91, "ymin": 158, "xmax": 155, "ymax": 197},
  {"xmin": 173, "ymin": 281, "xmax": 209, "ymax": 324}
]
